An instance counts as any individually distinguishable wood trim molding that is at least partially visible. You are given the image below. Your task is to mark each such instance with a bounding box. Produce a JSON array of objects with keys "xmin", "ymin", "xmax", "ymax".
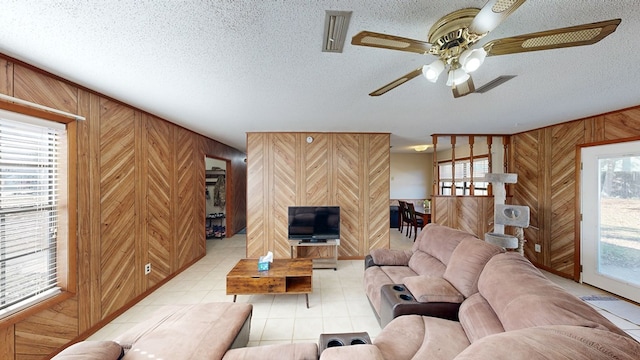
[{"xmin": 0, "ymin": 93, "xmax": 84, "ymax": 123}]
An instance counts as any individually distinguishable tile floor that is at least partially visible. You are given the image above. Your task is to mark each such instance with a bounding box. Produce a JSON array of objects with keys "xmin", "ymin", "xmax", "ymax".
[{"xmin": 88, "ymin": 228, "xmax": 640, "ymax": 345}]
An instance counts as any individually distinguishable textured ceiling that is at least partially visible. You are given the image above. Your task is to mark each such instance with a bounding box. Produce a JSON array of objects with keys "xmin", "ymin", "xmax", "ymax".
[{"xmin": 1, "ymin": 1, "xmax": 639, "ymax": 153}]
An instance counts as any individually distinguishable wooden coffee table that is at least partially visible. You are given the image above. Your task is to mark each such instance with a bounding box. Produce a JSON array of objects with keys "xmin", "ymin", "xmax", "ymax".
[{"xmin": 226, "ymin": 258, "xmax": 313, "ymax": 308}]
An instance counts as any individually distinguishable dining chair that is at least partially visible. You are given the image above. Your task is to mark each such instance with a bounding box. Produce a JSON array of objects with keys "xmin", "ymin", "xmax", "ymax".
[
  {"xmin": 406, "ymin": 202, "xmax": 425, "ymax": 240},
  {"xmin": 398, "ymin": 201, "xmax": 408, "ymax": 233},
  {"xmin": 400, "ymin": 201, "xmax": 413, "ymax": 236}
]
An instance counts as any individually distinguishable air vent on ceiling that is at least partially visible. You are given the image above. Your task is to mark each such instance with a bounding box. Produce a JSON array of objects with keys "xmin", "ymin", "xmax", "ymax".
[
  {"xmin": 322, "ymin": 10, "xmax": 352, "ymax": 53},
  {"xmin": 474, "ymin": 75, "xmax": 517, "ymax": 94}
]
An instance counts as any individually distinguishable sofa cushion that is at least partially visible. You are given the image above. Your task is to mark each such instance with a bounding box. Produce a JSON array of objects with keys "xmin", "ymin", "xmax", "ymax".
[
  {"xmin": 478, "ymin": 253, "xmax": 628, "ymax": 336},
  {"xmin": 443, "ymin": 238, "xmax": 504, "ymax": 298},
  {"xmin": 412, "ymin": 224, "xmax": 473, "ymax": 266},
  {"xmin": 454, "ymin": 325, "xmax": 640, "ymax": 360},
  {"xmin": 223, "ymin": 342, "xmax": 318, "ymax": 360},
  {"xmin": 52, "ymin": 341, "xmax": 124, "ymax": 360},
  {"xmin": 374, "ymin": 315, "xmax": 470, "ymax": 360},
  {"xmin": 404, "ymin": 275, "xmax": 464, "ymax": 303},
  {"xmin": 370, "ymin": 248, "xmax": 413, "ymax": 266},
  {"xmin": 364, "ymin": 266, "xmax": 417, "ymax": 315},
  {"xmin": 114, "ymin": 303, "xmax": 252, "ymax": 360},
  {"xmin": 408, "ymin": 251, "xmax": 446, "ymax": 277},
  {"xmin": 458, "ymin": 293, "xmax": 504, "ymax": 343}
]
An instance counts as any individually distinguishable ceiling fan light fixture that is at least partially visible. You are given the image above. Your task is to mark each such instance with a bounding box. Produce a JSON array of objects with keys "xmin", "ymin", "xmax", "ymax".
[
  {"xmin": 460, "ymin": 48, "xmax": 487, "ymax": 72},
  {"xmin": 422, "ymin": 60, "xmax": 445, "ymax": 82},
  {"xmin": 446, "ymin": 67, "xmax": 469, "ymax": 86}
]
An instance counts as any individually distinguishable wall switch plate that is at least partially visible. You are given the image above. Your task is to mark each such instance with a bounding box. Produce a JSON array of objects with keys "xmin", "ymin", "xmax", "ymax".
[
  {"xmin": 534, "ymin": 244, "xmax": 541, "ymax": 253},
  {"xmin": 145, "ymin": 263, "xmax": 151, "ymax": 275}
]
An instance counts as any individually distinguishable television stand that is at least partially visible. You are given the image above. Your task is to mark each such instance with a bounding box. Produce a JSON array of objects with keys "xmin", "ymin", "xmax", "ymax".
[{"xmin": 288, "ymin": 239, "xmax": 339, "ymax": 270}]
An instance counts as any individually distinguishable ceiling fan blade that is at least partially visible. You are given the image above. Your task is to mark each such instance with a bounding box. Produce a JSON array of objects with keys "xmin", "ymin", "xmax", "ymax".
[
  {"xmin": 483, "ymin": 19, "xmax": 621, "ymax": 56},
  {"xmin": 369, "ymin": 68, "xmax": 424, "ymax": 96},
  {"xmin": 452, "ymin": 76, "xmax": 475, "ymax": 98},
  {"xmin": 468, "ymin": 0, "xmax": 527, "ymax": 35},
  {"xmin": 352, "ymin": 31, "xmax": 432, "ymax": 55}
]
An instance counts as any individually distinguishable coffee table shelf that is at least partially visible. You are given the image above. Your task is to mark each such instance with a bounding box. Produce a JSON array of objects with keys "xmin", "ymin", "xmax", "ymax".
[{"xmin": 227, "ymin": 258, "xmax": 313, "ymax": 307}]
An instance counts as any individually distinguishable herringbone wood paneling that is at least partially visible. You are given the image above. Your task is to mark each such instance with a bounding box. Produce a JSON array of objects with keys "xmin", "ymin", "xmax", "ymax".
[
  {"xmin": 271, "ymin": 133, "xmax": 297, "ymax": 258},
  {"xmin": 303, "ymin": 133, "xmax": 330, "ymax": 205},
  {"xmin": 550, "ymin": 122, "xmax": 584, "ymax": 275},
  {"xmin": 512, "ymin": 130, "xmax": 542, "ymax": 261},
  {"xmin": 457, "ymin": 197, "xmax": 479, "ymax": 237},
  {"xmin": 367, "ymin": 134, "xmax": 390, "ymax": 251},
  {"xmin": 604, "ymin": 109, "xmax": 640, "ymax": 140},
  {"xmin": 14, "ymin": 298, "xmax": 78, "ymax": 358},
  {"xmin": 13, "ymin": 65, "xmax": 77, "ymax": 114},
  {"xmin": 99, "ymin": 99, "xmax": 137, "ymax": 317},
  {"xmin": 175, "ymin": 127, "xmax": 198, "ymax": 269},
  {"xmin": 246, "ymin": 132, "xmax": 389, "ymax": 259},
  {"xmin": 335, "ymin": 134, "xmax": 361, "ymax": 257},
  {"xmin": 145, "ymin": 116, "xmax": 172, "ymax": 286},
  {"xmin": 432, "ymin": 196, "xmax": 493, "ymax": 237},
  {"xmin": 433, "ymin": 196, "xmax": 453, "ymax": 226},
  {"xmin": 246, "ymin": 133, "xmax": 267, "ymax": 258}
]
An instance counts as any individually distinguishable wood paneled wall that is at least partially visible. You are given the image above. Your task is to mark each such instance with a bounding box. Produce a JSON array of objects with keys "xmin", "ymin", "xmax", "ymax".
[
  {"xmin": 0, "ymin": 55, "xmax": 247, "ymax": 359},
  {"xmin": 246, "ymin": 132, "xmax": 390, "ymax": 259},
  {"xmin": 510, "ymin": 106, "xmax": 640, "ymax": 279},
  {"xmin": 432, "ymin": 196, "xmax": 494, "ymax": 238}
]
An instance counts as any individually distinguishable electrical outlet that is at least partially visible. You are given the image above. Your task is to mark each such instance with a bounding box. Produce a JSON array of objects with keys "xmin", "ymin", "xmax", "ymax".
[
  {"xmin": 145, "ymin": 263, "xmax": 151, "ymax": 275},
  {"xmin": 534, "ymin": 244, "xmax": 541, "ymax": 253}
]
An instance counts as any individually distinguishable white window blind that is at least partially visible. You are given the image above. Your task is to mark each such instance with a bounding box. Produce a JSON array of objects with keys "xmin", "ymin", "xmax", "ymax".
[
  {"xmin": 0, "ymin": 115, "xmax": 63, "ymax": 318},
  {"xmin": 439, "ymin": 158, "xmax": 489, "ymax": 181},
  {"xmin": 439, "ymin": 158, "xmax": 490, "ymax": 195}
]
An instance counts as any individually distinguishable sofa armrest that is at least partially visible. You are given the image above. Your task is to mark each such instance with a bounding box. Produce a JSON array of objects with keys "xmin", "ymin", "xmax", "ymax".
[
  {"xmin": 369, "ymin": 249, "xmax": 413, "ymax": 266},
  {"xmin": 364, "ymin": 254, "xmax": 376, "ymax": 269},
  {"xmin": 319, "ymin": 344, "xmax": 384, "ymax": 360},
  {"xmin": 52, "ymin": 341, "xmax": 124, "ymax": 360}
]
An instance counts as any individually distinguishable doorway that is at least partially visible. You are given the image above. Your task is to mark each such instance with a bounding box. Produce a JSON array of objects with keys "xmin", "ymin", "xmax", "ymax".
[
  {"xmin": 581, "ymin": 140, "xmax": 640, "ymax": 303},
  {"xmin": 205, "ymin": 157, "xmax": 228, "ymax": 239}
]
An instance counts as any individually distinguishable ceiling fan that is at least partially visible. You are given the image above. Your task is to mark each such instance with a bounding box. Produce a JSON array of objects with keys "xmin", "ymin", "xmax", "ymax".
[{"xmin": 351, "ymin": 0, "xmax": 621, "ymax": 98}]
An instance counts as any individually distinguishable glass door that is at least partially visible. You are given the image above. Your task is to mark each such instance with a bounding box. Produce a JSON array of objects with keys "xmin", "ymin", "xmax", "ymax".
[{"xmin": 581, "ymin": 141, "xmax": 640, "ymax": 302}]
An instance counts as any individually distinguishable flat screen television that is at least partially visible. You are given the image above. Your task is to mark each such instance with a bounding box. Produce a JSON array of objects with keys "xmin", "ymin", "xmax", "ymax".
[{"xmin": 288, "ymin": 206, "xmax": 340, "ymax": 242}]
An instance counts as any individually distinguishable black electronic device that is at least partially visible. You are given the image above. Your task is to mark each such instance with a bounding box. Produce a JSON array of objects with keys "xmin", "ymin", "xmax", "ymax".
[{"xmin": 287, "ymin": 206, "xmax": 340, "ymax": 242}]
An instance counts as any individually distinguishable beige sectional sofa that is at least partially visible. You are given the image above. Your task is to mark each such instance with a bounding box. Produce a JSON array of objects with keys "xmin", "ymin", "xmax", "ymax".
[
  {"xmin": 364, "ymin": 223, "xmax": 504, "ymax": 325},
  {"xmin": 322, "ymin": 248, "xmax": 640, "ymax": 359}
]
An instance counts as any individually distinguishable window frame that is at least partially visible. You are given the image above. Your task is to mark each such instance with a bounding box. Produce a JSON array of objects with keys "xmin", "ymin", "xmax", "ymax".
[
  {"xmin": 0, "ymin": 102, "xmax": 76, "ymax": 328},
  {"xmin": 438, "ymin": 155, "xmax": 490, "ymax": 196}
]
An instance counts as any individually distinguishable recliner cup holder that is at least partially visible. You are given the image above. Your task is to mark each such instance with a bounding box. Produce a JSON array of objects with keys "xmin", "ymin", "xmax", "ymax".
[
  {"xmin": 399, "ymin": 294, "xmax": 413, "ymax": 301},
  {"xmin": 392, "ymin": 285, "xmax": 405, "ymax": 291},
  {"xmin": 327, "ymin": 339, "xmax": 344, "ymax": 347},
  {"xmin": 318, "ymin": 332, "xmax": 372, "ymax": 356}
]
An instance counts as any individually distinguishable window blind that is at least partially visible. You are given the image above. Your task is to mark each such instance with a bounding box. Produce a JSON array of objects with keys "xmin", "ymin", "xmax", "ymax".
[
  {"xmin": 439, "ymin": 158, "xmax": 489, "ymax": 182},
  {"xmin": 0, "ymin": 116, "xmax": 63, "ymax": 317}
]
